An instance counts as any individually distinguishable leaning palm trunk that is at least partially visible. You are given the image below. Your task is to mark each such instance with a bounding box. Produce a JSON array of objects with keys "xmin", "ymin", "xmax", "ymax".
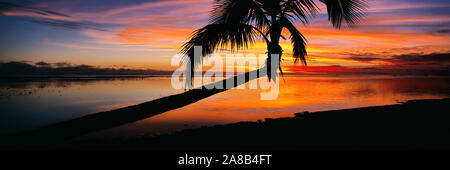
[
  {"xmin": 10, "ymin": 0, "xmax": 367, "ymax": 146},
  {"xmin": 197, "ymin": 66, "xmax": 269, "ymax": 90},
  {"xmin": 10, "ymin": 68, "xmax": 267, "ymax": 146}
]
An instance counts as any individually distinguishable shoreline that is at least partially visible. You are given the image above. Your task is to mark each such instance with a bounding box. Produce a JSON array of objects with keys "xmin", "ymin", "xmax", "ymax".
[
  {"xmin": 2, "ymin": 98, "xmax": 447, "ymax": 150},
  {"xmin": 59, "ymin": 98, "xmax": 450, "ymax": 150}
]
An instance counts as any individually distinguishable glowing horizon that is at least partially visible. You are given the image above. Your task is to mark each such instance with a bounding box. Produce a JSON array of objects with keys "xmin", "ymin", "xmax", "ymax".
[{"xmin": 0, "ymin": 0, "xmax": 449, "ymax": 75}]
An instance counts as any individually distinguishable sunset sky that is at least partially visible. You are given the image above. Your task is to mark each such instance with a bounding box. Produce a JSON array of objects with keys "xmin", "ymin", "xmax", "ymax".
[{"xmin": 0, "ymin": 0, "xmax": 449, "ymax": 75}]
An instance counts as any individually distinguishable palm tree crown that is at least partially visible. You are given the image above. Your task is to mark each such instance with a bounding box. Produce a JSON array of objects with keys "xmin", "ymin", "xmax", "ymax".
[{"xmin": 181, "ymin": 0, "xmax": 367, "ymax": 84}]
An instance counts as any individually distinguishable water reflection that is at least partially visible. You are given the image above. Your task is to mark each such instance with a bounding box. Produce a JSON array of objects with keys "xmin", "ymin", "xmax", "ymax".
[
  {"xmin": 0, "ymin": 76, "xmax": 449, "ymax": 137},
  {"xmin": 81, "ymin": 76, "xmax": 450, "ymax": 139},
  {"xmin": 0, "ymin": 78, "xmax": 183, "ymax": 134}
]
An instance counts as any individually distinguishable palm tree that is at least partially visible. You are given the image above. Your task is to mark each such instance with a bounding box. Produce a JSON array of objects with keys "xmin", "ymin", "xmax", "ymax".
[
  {"xmin": 181, "ymin": 0, "xmax": 367, "ymax": 88},
  {"xmin": 14, "ymin": 0, "xmax": 368, "ymax": 143}
]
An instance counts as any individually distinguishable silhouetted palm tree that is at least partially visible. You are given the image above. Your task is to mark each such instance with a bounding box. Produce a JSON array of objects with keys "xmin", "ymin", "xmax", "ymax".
[
  {"xmin": 12, "ymin": 0, "xmax": 368, "ymax": 143},
  {"xmin": 181, "ymin": 0, "xmax": 367, "ymax": 88}
]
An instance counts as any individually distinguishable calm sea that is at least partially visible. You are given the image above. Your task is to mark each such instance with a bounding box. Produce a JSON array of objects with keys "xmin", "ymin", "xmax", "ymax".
[{"xmin": 0, "ymin": 76, "xmax": 449, "ymax": 139}]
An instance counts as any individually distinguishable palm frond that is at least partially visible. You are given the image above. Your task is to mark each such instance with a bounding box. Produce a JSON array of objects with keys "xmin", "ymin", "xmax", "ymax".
[
  {"xmin": 319, "ymin": 0, "xmax": 367, "ymax": 28},
  {"xmin": 280, "ymin": 16, "xmax": 307, "ymax": 65},
  {"xmin": 282, "ymin": 0, "xmax": 319, "ymax": 24},
  {"xmin": 181, "ymin": 23, "xmax": 265, "ymax": 56},
  {"xmin": 180, "ymin": 23, "xmax": 266, "ymax": 87},
  {"xmin": 211, "ymin": 0, "xmax": 269, "ymax": 29}
]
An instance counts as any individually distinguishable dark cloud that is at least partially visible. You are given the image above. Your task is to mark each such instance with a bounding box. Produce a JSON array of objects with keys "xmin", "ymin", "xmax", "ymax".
[
  {"xmin": 346, "ymin": 53, "xmax": 450, "ymax": 64},
  {"xmin": 0, "ymin": 1, "xmax": 107, "ymax": 31},
  {"xmin": 53, "ymin": 62, "xmax": 72, "ymax": 68},
  {"xmin": 358, "ymin": 65, "xmax": 450, "ymax": 76},
  {"xmin": 0, "ymin": 2, "xmax": 68, "ymax": 17},
  {"xmin": 339, "ymin": 52, "xmax": 381, "ymax": 58},
  {"xmin": 23, "ymin": 18, "xmax": 106, "ymax": 31},
  {"xmin": 432, "ymin": 29, "xmax": 450, "ymax": 34},
  {"xmin": 35, "ymin": 61, "xmax": 50, "ymax": 66},
  {"xmin": 347, "ymin": 57, "xmax": 382, "ymax": 62},
  {"xmin": 389, "ymin": 53, "xmax": 450, "ymax": 64},
  {"xmin": 284, "ymin": 52, "xmax": 450, "ymax": 76}
]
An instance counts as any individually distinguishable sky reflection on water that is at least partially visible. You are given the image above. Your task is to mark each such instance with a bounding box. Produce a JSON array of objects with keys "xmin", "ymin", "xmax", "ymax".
[{"xmin": 0, "ymin": 76, "xmax": 449, "ymax": 137}]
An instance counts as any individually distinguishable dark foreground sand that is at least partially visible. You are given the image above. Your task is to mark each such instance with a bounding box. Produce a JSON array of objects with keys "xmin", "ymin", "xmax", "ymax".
[{"xmin": 57, "ymin": 98, "xmax": 450, "ymax": 150}]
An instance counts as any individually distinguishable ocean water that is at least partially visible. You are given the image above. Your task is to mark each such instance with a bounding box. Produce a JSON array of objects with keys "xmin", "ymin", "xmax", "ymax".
[{"xmin": 0, "ymin": 76, "xmax": 449, "ymax": 137}]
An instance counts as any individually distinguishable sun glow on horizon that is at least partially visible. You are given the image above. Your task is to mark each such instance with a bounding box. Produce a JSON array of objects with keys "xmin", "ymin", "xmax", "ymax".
[{"xmin": 0, "ymin": 0, "xmax": 449, "ymax": 74}]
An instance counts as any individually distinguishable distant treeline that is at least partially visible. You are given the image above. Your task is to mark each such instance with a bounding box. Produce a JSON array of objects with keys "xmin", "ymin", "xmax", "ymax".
[{"xmin": 0, "ymin": 61, "xmax": 172, "ymax": 77}]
